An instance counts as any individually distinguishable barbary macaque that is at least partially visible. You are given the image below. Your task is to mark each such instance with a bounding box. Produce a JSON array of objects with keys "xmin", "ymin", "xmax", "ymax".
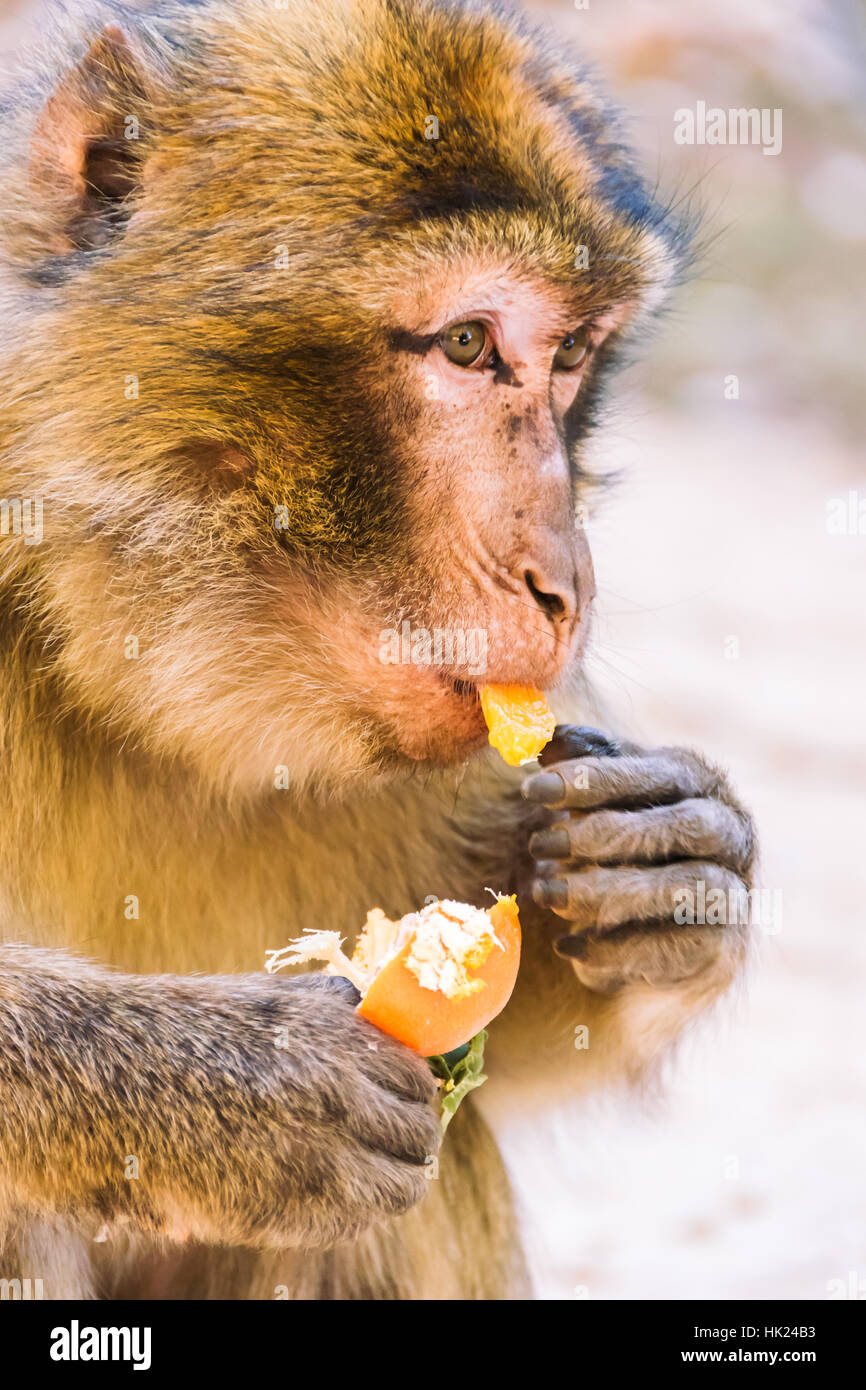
[{"xmin": 0, "ymin": 0, "xmax": 756, "ymax": 1298}]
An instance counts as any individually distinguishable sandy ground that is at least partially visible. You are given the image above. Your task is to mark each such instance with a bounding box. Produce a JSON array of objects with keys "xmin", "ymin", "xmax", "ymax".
[{"xmin": 2, "ymin": 0, "xmax": 864, "ymax": 1300}]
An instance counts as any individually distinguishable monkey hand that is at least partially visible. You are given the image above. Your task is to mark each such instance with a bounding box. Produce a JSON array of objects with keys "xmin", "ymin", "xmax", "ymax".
[
  {"xmin": 522, "ymin": 727, "xmax": 757, "ymax": 994},
  {"xmin": 144, "ymin": 972, "xmax": 442, "ymax": 1248},
  {"xmin": 0, "ymin": 952, "xmax": 440, "ymax": 1250}
]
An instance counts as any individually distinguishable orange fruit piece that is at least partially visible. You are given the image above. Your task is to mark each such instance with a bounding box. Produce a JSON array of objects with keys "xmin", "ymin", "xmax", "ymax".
[
  {"xmin": 357, "ymin": 896, "xmax": 521, "ymax": 1056},
  {"xmin": 480, "ymin": 684, "xmax": 556, "ymax": 766},
  {"xmin": 265, "ymin": 896, "xmax": 521, "ymax": 1057}
]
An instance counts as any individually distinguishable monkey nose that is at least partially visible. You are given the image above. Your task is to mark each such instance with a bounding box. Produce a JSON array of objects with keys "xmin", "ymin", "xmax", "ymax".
[
  {"xmin": 518, "ymin": 522, "xmax": 596, "ymax": 644},
  {"xmin": 523, "ymin": 567, "xmax": 575, "ymax": 627},
  {"xmin": 519, "ymin": 559, "xmax": 580, "ymax": 639}
]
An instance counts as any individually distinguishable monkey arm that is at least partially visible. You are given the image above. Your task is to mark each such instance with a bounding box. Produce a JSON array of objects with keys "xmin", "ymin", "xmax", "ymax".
[{"xmin": 0, "ymin": 945, "xmax": 440, "ymax": 1247}]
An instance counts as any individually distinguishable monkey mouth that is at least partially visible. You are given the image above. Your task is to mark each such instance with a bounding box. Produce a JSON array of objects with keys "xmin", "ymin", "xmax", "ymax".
[
  {"xmin": 434, "ymin": 671, "xmax": 485, "ymax": 720},
  {"xmin": 376, "ymin": 668, "xmax": 487, "ymax": 764}
]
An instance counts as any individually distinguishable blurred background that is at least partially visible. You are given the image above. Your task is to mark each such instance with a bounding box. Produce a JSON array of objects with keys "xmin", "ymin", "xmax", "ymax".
[{"xmin": 2, "ymin": 0, "xmax": 864, "ymax": 1299}]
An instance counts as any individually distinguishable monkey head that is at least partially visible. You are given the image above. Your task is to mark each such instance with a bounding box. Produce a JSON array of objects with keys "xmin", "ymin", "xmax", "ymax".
[{"xmin": 0, "ymin": 0, "xmax": 686, "ymax": 795}]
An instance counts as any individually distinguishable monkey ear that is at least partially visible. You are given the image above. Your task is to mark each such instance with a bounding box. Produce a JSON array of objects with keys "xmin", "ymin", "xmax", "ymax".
[{"xmin": 27, "ymin": 24, "xmax": 153, "ymax": 256}]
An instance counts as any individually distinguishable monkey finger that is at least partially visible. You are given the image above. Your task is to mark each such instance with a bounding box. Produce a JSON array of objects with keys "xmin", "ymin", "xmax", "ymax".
[
  {"xmin": 344, "ymin": 1147, "xmax": 436, "ymax": 1223},
  {"xmin": 355, "ymin": 1034, "xmax": 439, "ymax": 1106},
  {"xmin": 531, "ymin": 860, "xmax": 747, "ymax": 929},
  {"xmin": 529, "ymin": 798, "xmax": 753, "ymax": 874},
  {"xmin": 348, "ymin": 1086, "xmax": 442, "ymax": 1167},
  {"xmin": 553, "ymin": 923, "xmax": 747, "ymax": 993},
  {"xmin": 522, "ymin": 749, "xmax": 721, "ymax": 811},
  {"xmin": 539, "ymin": 725, "xmax": 631, "ymax": 764}
]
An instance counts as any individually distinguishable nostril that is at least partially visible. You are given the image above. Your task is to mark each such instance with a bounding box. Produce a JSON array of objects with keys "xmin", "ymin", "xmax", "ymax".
[{"xmin": 524, "ymin": 569, "xmax": 568, "ymax": 623}]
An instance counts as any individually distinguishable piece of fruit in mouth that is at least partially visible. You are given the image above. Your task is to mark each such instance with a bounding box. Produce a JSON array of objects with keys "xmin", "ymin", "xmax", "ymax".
[
  {"xmin": 480, "ymin": 684, "xmax": 556, "ymax": 766},
  {"xmin": 265, "ymin": 895, "xmax": 521, "ymax": 1057}
]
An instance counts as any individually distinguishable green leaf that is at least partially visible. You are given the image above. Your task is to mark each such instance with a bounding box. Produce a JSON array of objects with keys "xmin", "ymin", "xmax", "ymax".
[{"xmin": 428, "ymin": 1030, "xmax": 488, "ymax": 1133}]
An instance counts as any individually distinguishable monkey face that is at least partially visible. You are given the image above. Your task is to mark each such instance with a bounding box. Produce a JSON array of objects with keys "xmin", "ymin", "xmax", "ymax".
[
  {"xmin": 0, "ymin": 0, "xmax": 687, "ymax": 795},
  {"xmin": 210, "ymin": 251, "xmax": 640, "ymax": 777},
  {"xmin": 312, "ymin": 263, "xmax": 609, "ymax": 762}
]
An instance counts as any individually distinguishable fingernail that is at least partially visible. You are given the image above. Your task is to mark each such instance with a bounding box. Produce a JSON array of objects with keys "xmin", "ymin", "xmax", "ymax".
[
  {"xmin": 553, "ymin": 933, "xmax": 588, "ymax": 960},
  {"xmin": 522, "ymin": 771, "xmax": 566, "ymax": 804},
  {"xmin": 532, "ymin": 878, "xmax": 569, "ymax": 909},
  {"xmin": 529, "ymin": 827, "xmax": 571, "ymax": 858}
]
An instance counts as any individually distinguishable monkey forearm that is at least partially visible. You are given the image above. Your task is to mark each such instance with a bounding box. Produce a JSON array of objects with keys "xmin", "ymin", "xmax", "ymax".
[
  {"xmin": 0, "ymin": 945, "xmax": 263, "ymax": 1222},
  {"xmin": 0, "ymin": 945, "xmax": 440, "ymax": 1246}
]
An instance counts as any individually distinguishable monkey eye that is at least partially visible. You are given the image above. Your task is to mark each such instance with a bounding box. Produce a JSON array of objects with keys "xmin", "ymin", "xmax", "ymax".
[
  {"xmin": 440, "ymin": 320, "xmax": 487, "ymax": 367},
  {"xmin": 554, "ymin": 327, "xmax": 590, "ymax": 370}
]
